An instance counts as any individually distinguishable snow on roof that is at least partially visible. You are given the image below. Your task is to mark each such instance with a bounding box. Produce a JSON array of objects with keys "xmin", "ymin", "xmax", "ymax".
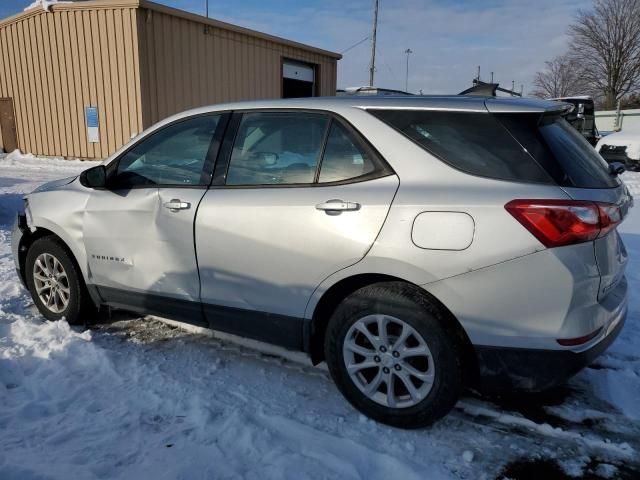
[{"xmin": 25, "ymin": 1, "xmax": 86, "ymax": 13}]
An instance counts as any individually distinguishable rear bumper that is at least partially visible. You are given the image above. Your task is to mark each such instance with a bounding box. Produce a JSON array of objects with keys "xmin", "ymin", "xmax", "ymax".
[{"xmin": 474, "ymin": 301, "xmax": 626, "ymax": 391}]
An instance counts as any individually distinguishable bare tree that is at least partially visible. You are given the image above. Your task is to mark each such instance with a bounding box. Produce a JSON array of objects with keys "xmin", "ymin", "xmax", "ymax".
[
  {"xmin": 569, "ymin": 0, "xmax": 640, "ymax": 109},
  {"xmin": 531, "ymin": 54, "xmax": 588, "ymax": 98}
]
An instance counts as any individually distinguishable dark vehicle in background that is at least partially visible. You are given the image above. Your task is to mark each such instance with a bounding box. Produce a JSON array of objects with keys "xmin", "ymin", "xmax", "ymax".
[{"xmin": 551, "ymin": 96, "xmax": 599, "ymax": 146}]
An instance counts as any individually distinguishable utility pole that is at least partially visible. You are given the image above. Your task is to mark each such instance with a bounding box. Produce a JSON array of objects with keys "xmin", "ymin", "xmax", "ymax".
[
  {"xmin": 205, "ymin": 0, "xmax": 208, "ymax": 17},
  {"xmin": 404, "ymin": 48, "xmax": 413, "ymax": 93},
  {"xmin": 369, "ymin": 0, "xmax": 379, "ymax": 87}
]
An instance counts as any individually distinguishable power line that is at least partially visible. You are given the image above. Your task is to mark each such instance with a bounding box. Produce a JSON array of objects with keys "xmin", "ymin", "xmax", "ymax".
[
  {"xmin": 340, "ymin": 36, "xmax": 370, "ymax": 55},
  {"xmin": 375, "ymin": 45, "xmax": 400, "ymax": 85}
]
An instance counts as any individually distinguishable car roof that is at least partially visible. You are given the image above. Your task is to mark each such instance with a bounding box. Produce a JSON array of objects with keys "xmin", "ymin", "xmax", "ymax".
[{"xmin": 158, "ymin": 95, "xmax": 570, "ymax": 127}]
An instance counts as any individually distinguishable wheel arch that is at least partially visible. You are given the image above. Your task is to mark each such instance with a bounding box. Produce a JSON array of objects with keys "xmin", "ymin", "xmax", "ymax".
[
  {"xmin": 18, "ymin": 227, "xmax": 54, "ymax": 285},
  {"xmin": 19, "ymin": 227, "xmax": 100, "ymax": 307},
  {"xmin": 306, "ymin": 273, "xmax": 479, "ymax": 385}
]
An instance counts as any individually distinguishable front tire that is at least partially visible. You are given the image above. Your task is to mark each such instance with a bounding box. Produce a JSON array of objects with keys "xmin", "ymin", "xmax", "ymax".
[
  {"xmin": 324, "ymin": 282, "xmax": 463, "ymax": 428},
  {"xmin": 25, "ymin": 236, "xmax": 95, "ymax": 325}
]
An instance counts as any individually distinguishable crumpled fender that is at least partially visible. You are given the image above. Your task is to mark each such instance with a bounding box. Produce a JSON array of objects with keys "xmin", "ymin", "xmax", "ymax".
[{"xmin": 25, "ymin": 180, "xmax": 92, "ymax": 283}]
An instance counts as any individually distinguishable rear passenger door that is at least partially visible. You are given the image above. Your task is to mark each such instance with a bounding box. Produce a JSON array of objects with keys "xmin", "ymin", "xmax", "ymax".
[{"xmin": 195, "ymin": 111, "xmax": 399, "ymax": 347}]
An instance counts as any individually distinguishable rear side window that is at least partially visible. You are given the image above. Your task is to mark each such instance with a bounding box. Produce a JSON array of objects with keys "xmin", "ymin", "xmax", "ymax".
[
  {"xmin": 226, "ymin": 112, "xmax": 328, "ymax": 185},
  {"xmin": 369, "ymin": 110, "xmax": 553, "ymax": 184},
  {"xmin": 497, "ymin": 114, "xmax": 619, "ymax": 189},
  {"xmin": 225, "ymin": 112, "xmax": 393, "ymax": 186}
]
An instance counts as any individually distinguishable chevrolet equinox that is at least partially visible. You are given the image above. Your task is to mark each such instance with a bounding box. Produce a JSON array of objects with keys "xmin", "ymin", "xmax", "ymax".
[{"xmin": 12, "ymin": 96, "xmax": 632, "ymax": 428}]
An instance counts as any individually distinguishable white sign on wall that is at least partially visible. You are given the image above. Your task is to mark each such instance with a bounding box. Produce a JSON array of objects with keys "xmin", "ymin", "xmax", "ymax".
[{"xmin": 85, "ymin": 106, "xmax": 99, "ymax": 143}]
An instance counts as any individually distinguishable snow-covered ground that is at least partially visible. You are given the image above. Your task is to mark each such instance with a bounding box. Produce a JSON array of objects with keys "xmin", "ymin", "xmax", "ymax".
[{"xmin": 1, "ymin": 151, "xmax": 639, "ymax": 479}]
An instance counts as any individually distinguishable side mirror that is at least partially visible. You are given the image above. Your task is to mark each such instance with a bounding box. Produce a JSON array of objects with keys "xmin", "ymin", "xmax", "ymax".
[
  {"xmin": 608, "ymin": 162, "xmax": 626, "ymax": 176},
  {"xmin": 80, "ymin": 165, "xmax": 107, "ymax": 188}
]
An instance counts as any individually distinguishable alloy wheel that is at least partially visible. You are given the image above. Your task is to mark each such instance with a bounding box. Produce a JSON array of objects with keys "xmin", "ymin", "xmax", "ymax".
[
  {"xmin": 342, "ymin": 314, "xmax": 435, "ymax": 409},
  {"xmin": 33, "ymin": 252, "xmax": 70, "ymax": 314}
]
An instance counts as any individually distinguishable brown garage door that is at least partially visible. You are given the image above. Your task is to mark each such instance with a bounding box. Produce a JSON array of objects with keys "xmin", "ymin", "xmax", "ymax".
[{"xmin": 0, "ymin": 98, "xmax": 18, "ymax": 153}]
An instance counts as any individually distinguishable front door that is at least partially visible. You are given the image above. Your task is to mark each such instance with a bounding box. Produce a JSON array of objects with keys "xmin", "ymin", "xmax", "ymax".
[
  {"xmin": 83, "ymin": 113, "xmax": 227, "ymax": 322},
  {"xmin": 0, "ymin": 98, "xmax": 18, "ymax": 153},
  {"xmin": 196, "ymin": 111, "xmax": 399, "ymax": 347}
]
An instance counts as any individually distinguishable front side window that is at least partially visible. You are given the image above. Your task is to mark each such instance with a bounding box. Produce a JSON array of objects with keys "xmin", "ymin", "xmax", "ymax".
[
  {"xmin": 112, "ymin": 115, "xmax": 220, "ymax": 188},
  {"xmin": 318, "ymin": 122, "xmax": 376, "ymax": 183},
  {"xmin": 226, "ymin": 112, "xmax": 329, "ymax": 185}
]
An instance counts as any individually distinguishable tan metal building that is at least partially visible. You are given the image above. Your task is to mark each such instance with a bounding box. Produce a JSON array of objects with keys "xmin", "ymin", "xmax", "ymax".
[{"xmin": 0, "ymin": 0, "xmax": 341, "ymax": 159}]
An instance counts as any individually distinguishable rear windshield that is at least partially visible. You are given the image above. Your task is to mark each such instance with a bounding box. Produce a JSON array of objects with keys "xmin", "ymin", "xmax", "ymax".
[
  {"xmin": 497, "ymin": 113, "xmax": 619, "ymax": 188},
  {"xmin": 369, "ymin": 109, "xmax": 619, "ymax": 188}
]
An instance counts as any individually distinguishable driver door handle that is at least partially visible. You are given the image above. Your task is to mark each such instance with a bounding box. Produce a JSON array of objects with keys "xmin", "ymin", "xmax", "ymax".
[
  {"xmin": 163, "ymin": 199, "xmax": 191, "ymax": 212},
  {"xmin": 316, "ymin": 199, "xmax": 361, "ymax": 215}
]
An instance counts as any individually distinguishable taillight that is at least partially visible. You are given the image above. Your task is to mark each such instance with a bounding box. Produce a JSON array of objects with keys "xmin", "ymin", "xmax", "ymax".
[
  {"xmin": 505, "ymin": 199, "xmax": 622, "ymax": 248},
  {"xmin": 598, "ymin": 203, "xmax": 622, "ymax": 236}
]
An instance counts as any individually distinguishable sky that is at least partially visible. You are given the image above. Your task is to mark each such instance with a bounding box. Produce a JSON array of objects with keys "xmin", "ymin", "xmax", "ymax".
[{"xmin": 2, "ymin": 0, "xmax": 586, "ymax": 95}]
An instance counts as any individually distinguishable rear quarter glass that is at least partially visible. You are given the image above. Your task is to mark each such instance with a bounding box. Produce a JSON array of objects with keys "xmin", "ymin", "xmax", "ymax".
[
  {"xmin": 369, "ymin": 109, "xmax": 620, "ymax": 189},
  {"xmin": 368, "ymin": 109, "xmax": 554, "ymax": 184}
]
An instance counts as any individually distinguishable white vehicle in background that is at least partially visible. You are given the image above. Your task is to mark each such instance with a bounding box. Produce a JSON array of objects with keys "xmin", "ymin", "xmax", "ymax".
[{"xmin": 597, "ymin": 130, "xmax": 640, "ymax": 172}]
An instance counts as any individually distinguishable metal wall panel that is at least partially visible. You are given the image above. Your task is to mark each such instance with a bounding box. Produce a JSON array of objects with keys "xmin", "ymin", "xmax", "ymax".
[
  {"xmin": 0, "ymin": 0, "xmax": 339, "ymax": 158},
  {"xmin": 0, "ymin": 1, "xmax": 143, "ymax": 158},
  {"xmin": 138, "ymin": 7, "xmax": 339, "ymax": 127}
]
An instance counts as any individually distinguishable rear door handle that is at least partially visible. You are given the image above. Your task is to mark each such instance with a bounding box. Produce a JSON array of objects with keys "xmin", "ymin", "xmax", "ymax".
[
  {"xmin": 316, "ymin": 199, "xmax": 361, "ymax": 215},
  {"xmin": 163, "ymin": 199, "xmax": 191, "ymax": 212}
]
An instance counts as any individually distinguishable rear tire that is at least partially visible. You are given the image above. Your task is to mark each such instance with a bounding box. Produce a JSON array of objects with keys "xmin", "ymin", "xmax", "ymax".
[
  {"xmin": 25, "ymin": 236, "xmax": 96, "ymax": 325},
  {"xmin": 324, "ymin": 282, "xmax": 463, "ymax": 428}
]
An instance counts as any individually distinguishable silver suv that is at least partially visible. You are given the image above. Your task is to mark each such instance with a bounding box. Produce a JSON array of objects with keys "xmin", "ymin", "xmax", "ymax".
[{"xmin": 12, "ymin": 96, "xmax": 632, "ymax": 428}]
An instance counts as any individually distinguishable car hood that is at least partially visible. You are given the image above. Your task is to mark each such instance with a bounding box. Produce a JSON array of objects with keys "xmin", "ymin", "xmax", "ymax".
[
  {"xmin": 31, "ymin": 175, "xmax": 78, "ymax": 194},
  {"xmin": 596, "ymin": 131, "xmax": 640, "ymax": 160}
]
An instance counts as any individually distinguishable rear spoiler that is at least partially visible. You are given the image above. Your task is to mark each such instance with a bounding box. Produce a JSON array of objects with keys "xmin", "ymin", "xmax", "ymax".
[{"xmin": 484, "ymin": 97, "xmax": 574, "ymax": 115}]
